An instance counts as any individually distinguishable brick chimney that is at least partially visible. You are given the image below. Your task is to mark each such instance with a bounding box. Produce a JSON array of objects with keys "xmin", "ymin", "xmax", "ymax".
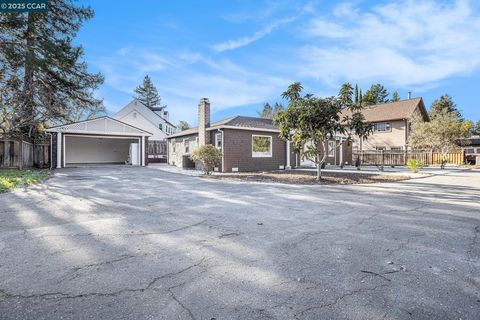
[{"xmin": 198, "ymin": 98, "xmax": 210, "ymax": 147}]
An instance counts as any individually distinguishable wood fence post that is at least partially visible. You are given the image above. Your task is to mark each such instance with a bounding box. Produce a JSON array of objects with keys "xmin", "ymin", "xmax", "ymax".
[{"xmin": 19, "ymin": 138, "xmax": 23, "ymax": 170}]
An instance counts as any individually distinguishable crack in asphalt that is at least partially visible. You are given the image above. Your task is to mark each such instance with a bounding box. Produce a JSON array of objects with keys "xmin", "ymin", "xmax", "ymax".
[
  {"xmin": 294, "ymin": 283, "xmax": 389, "ymax": 318},
  {"xmin": 168, "ymin": 284, "xmax": 197, "ymax": 320},
  {"xmin": 25, "ymin": 219, "xmax": 207, "ymax": 240},
  {"xmin": 0, "ymin": 257, "xmax": 206, "ymax": 301}
]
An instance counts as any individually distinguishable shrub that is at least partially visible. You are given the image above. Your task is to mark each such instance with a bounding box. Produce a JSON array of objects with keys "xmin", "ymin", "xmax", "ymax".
[
  {"xmin": 190, "ymin": 144, "xmax": 222, "ymax": 175},
  {"xmin": 407, "ymin": 159, "xmax": 423, "ymax": 173}
]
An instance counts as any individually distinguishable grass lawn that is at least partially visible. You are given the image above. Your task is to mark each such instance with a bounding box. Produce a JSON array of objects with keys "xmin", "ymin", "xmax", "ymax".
[
  {"xmin": 0, "ymin": 169, "xmax": 50, "ymax": 193},
  {"xmin": 204, "ymin": 170, "xmax": 410, "ymax": 185}
]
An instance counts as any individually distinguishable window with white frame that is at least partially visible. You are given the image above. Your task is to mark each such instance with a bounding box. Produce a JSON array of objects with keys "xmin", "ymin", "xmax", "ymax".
[
  {"xmin": 252, "ymin": 135, "xmax": 272, "ymax": 157},
  {"xmin": 328, "ymin": 141, "xmax": 335, "ymax": 157},
  {"xmin": 159, "ymin": 123, "xmax": 163, "ymax": 131},
  {"xmin": 184, "ymin": 139, "xmax": 189, "ymax": 154},
  {"xmin": 390, "ymin": 147, "xmax": 403, "ymax": 152},
  {"xmin": 465, "ymin": 148, "xmax": 475, "ymax": 154},
  {"xmin": 376, "ymin": 146, "xmax": 386, "ymax": 151},
  {"xmin": 215, "ymin": 132, "xmax": 222, "ymax": 149},
  {"xmin": 172, "ymin": 140, "xmax": 176, "ymax": 153},
  {"xmin": 373, "ymin": 122, "xmax": 391, "ymax": 132}
]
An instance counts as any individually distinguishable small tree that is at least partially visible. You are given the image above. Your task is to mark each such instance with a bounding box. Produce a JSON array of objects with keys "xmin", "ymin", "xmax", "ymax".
[
  {"xmin": 391, "ymin": 91, "xmax": 401, "ymax": 102},
  {"xmin": 274, "ymin": 82, "xmax": 372, "ymax": 181},
  {"xmin": 190, "ymin": 145, "xmax": 222, "ymax": 175},
  {"xmin": 134, "ymin": 75, "xmax": 161, "ymax": 108},
  {"xmin": 409, "ymin": 109, "xmax": 470, "ymax": 168},
  {"xmin": 177, "ymin": 120, "xmax": 190, "ymax": 131}
]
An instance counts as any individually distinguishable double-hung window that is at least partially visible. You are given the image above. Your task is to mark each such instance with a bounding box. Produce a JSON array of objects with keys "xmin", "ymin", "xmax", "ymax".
[
  {"xmin": 215, "ymin": 133, "xmax": 223, "ymax": 149},
  {"xmin": 373, "ymin": 122, "xmax": 391, "ymax": 132}
]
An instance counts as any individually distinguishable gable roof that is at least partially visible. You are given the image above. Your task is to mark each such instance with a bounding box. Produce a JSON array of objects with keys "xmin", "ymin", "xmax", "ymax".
[
  {"xmin": 167, "ymin": 116, "xmax": 279, "ymax": 138},
  {"xmin": 46, "ymin": 116, "xmax": 152, "ymax": 136},
  {"xmin": 341, "ymin": 97, "xmax": 429, "ymax": 122},
  {"xmin": 115, "ymin": 99, "xmax": 176, "ymax": 128}
]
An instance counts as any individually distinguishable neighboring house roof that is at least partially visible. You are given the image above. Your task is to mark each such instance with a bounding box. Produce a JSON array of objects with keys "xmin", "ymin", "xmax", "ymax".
[
  {"xmin": 341, "ymin": 97, "xmax": 429, "ymax": 122},
  {"xmin": 116, "ymin": 99, "xmax": 176, "ymax": 128},
  {"xmin": 457, "ymin": 136, "xmax": 480, "ymax": 146},
  {"xmin": 167, "ymin": 116, "xmax": 279, "ymax": 138},
  {"xmin": 45, "ymin": 116, "xmax": 152, "ymax": 136}
]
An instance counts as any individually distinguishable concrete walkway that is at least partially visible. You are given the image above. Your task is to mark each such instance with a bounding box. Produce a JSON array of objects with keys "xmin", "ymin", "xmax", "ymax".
[{"xmin": 0, "ymin": 166, "xmax": 479, "ymax": 319}]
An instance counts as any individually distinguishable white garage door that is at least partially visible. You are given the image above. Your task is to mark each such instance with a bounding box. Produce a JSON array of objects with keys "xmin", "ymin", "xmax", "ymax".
[{"xmin": 65, "ymin": 135, "xmax": 139, "ymax": 166}]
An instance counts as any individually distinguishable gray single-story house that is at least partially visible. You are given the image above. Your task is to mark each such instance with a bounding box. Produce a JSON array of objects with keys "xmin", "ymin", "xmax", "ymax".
[
  {"xmin": 46, "ymin": 116, "xmax": 152, "ymax": 168},
  {"xmin": 167, "ymin": 98, "xmax": 353, "ymax": 172}
]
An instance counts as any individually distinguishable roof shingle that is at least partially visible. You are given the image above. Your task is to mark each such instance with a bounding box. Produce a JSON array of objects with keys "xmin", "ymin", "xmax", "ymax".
[
  {"xmin": 341, "ymin": 98, "xmax": 428, "ymax": 122},
  {"xmin": 168, "ymin": 116, "xmax": 279, "ymax": 138}
]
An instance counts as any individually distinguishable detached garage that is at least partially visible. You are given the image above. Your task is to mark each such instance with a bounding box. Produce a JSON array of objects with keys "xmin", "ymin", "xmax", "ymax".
[{"xmin": 46, "ymin": 117, "xmax": 152, "ymax": 168}]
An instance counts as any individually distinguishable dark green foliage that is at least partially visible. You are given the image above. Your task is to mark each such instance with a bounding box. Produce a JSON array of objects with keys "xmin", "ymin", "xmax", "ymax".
[
  {"xmin": 257, "ymin": 102, "xmax": 284, "ymax": 119},
  {"xmin": 339, "ymin": 83, "xmax": 353, "ymax": 107},
  {"xmin": 134, "ymin": 75, "xmax": 162, "ymax": 108},
  {"xmin": 391, "ymin": 91, "xmax": 401, "ymax": 102},
  {"xmin": 429, "ymin": 94, "xmax": 462, "ymax": 120},
  {"xmin": 0, "ymin": 1, "xmax": 104, "ymax": 139},
  {"xmin": 177, "ymin": 120, "xmax": 190, "ymax": 131},
  {"xmin": 363, "ymin": 84, "xmax": 389, "ymax": 106}
]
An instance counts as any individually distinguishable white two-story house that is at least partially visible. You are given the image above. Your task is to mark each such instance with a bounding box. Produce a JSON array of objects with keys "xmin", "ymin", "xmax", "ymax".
[{"xmin": 113, "ymin": 99, "xmax": 176, "ymax": 141}]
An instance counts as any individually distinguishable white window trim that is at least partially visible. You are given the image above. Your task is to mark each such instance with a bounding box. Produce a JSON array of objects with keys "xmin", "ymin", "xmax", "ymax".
[
  {"xmin": 252, "ymin": 135, "xmax": 272, "ymax": 158},
  {"xmin": 328, "ymin": 141, "xmax": 335, "ymax": 157},
  {"xmin": 183, "ymin": 139, "xmax": 189, "ymax": 155},
  {"xmin": 215, "ymin": 132, "xmax": 222, "ymax": 149},
  {"xmin": 373, "ymin": 122, "xmax": 391, "ymax": 132}
]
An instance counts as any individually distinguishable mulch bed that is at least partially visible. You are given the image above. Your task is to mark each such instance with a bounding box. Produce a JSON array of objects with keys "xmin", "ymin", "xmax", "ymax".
[{"xmin": 203, "ymin": 170, "xmax": 410, "ymax": 185}]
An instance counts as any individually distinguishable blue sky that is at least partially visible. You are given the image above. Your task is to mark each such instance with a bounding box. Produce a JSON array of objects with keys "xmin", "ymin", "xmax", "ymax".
[{"xmin": 78, "ymin": 0, "xmax": 480, "ymax": 126}]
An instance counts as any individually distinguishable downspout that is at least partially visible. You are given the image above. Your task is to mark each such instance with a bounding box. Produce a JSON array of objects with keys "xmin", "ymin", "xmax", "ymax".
[{"xmin": 218, "ymin": 129, "xmax": 224, "ymax": 172}]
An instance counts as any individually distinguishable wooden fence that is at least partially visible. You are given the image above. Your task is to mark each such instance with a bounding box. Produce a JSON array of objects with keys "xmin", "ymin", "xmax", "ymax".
[
  {"xmin": 353, "ymin": 150, "xmax": 465, "ymax": 166},
  {"xmin": 0, "ymin": 138, "xmax": 50, "ymax": 169},
  {"xmin": 147, "ymin": 140, "xmax": 167, "ymax": 163}
]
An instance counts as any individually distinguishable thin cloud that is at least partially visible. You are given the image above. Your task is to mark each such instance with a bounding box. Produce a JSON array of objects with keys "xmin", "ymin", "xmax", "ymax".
[
  {"xmin": 213, "ymin": 17, "xmax": 296, "ymax": 52},
  {"xmin": 301, "ymin": 0, "xmax": 480, "ymax": 88}
]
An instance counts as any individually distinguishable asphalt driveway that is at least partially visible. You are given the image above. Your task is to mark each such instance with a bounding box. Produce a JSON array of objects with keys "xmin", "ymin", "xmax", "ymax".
[{"xmin": 0, "ymin": 166, "xmax": 479, "ymax": 319}]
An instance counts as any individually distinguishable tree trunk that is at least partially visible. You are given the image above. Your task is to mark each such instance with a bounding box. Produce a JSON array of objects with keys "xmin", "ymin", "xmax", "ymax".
[
  {"xmin": 316, "ymin": 162, "xmax": 321, "ymax": 181},
  {"xmin": 23, "ymin": 12, "xmax": 36, "ymax": 137}
]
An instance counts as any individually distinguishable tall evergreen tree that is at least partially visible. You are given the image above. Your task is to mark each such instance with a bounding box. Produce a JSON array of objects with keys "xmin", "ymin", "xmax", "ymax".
[
  {"xmin": 354, "ymin": 84, "xmax": 359, "ymax": 106},
  {"xmin": 134, "ymin": 75, "xmax": 161, "ymax": 108},
  {"xmin": 257, "ymin": 102, "xmax": 284, "ymax": 119},
  {"xmin": 0, "ymin": 0, "xmax": 104, "ymax": 138},
  {"xmin": 359, "ymin": 89, "xmax": 363, "ymax": 107},
  {"xmin": 391, "ymin": 91, "xmax": 401, "ymax": 102},
  {"xmin": 339, "ymin": 83, "xmax": 354, "ymax": 107},
  {"xmin": 363, "ymin": 84, "xmax": 389, "ymax": 106},
  {"xmin": 177, "ymin": 120, "xmax": 190, "ymax": 131},
  {"xmin": 430, "ymin": 94, "xmax": 462, "ymax": 120}
]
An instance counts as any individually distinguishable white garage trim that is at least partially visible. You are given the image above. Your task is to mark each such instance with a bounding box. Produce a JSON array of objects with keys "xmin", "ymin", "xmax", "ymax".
[{"xmin": 46, "ymin": 116, "xmax": 152, "ymax": 168}]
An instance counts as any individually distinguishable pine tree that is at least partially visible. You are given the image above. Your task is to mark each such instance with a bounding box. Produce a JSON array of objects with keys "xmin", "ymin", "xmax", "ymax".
[
  {"xmin": 257, "ymin": 102, "xmax": 284, "ymax": 119},
  {"xmin": 134, "ymin": 75, "xmax": 161, "ymax": 108},
  {"xmin": 391, "ymin": 91, "xmax": 400, "ymax": 102},
  {"xmin": 363, "ymin": 84, "xmax": 389, "ymax": 106},
  {"xmin": 359, "ymin": 89, "xmax": 363, "ymax": 107},
  {"xmin": 430, "ymin": 94, "xmax": 462, "ymax": 120},
  {"xmin": 177, "ymin": 120, "xmax": 190, "ymax": 131},
  {"xmin": 0, "ymin": 1, "xmax": 104, "ymax": 138},
  {"xmin": 354, "ymin": 84, "xmax": 359, "ymax": 106}
]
